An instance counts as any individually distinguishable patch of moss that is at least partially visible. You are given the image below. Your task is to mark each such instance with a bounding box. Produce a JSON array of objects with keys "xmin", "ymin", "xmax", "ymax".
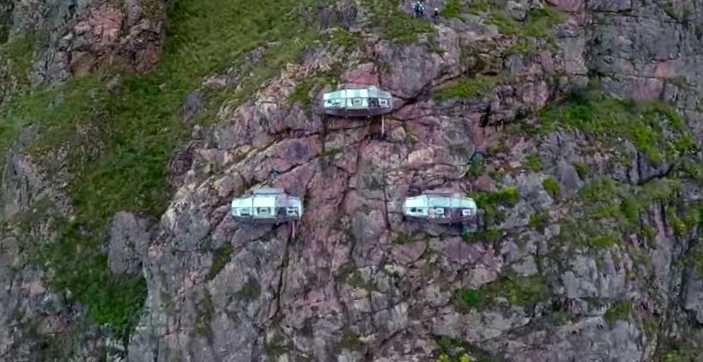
[
  {"xmin": 603, "ymin": 300, "xmax": 633, "ymax": 327},
  {"xmin": 208, "ymin": 244, "xmax": 234, "ymax": 280},
  {"xmin": 459, "ymin": 289, "xmax": 485, "ymax": 308},
  {"xmin": 488, "ymin": 10, "xmax": 520, "ymax": 35},
  {"xmin": 528, "ymin": 211, "xmax": 549, "ymax": 232},
  {"xmin": 195, "ymin": 292, "xmax": 215, "ymax": 337},
  {"xmin": 687, "ymin": 238, "xmax": 703, "ymax": 277},
  {"xmin": 505, "ymin": 37, "xmax": 538, "ymax": 55},
  {"xmin": 572, "ymin": 162, "xmax": 590, "ymax": 179},
  {"xmin": 235, "ymin": 278, "xmax": 262, "ymax": 302},
  {"xmin": 327, "ymin": 28, "xmax": 362, "ymax": 50},
  {"xmin": 339, "ymin": 328, "xmax": 363, "ymax": 352},
  {"xmin": 434, "ymin": 75, "xmax": 500, "ymax": 101},
  {"xmin": 660, "ymin": 343, "xmax": 702, "ymax": 362},
  {"xmin": 441, "ymin": 0, "xmax": 464, "ymax": 18},
  {"xmin": 475, "ymin": 187, "xmax": 520, "ymax": 207},
  {"xmin": 264, "ymin": 333, "xmax": 288, "ymax": 361},
  {"xmin": 3, "ymin": 33, "xmax": 37, "ymax": 78},
  {"xmin": 472, "ymin": 187, "xmax": 520, "ymax": 226},
  {"xmin": 287, "ymin": 80, "xmax": 316, "ymax": 111},
  {"xmin": 0, "ymin": 33, "xmax": 39, "ymax": 156},
  {"xmin": 467, "ymin": 0, "xmax": 492, "ymax": 15},
  {"xmin": 619, "ymin": 197, "xmax": 640, "ymax": 224},
  {"xmin": 591, "ymin": 235, "xmax": 617, "ymax": 249},
  {"xmin": 542, "ymin": 177, "xmax": 560, "ymax": 199},
  {"xmin": 552, "ymin": 173, "xmax": 694, "ymax": 260},
  {"xmin": 524, "ymin": 154, "xmax": 543, "ymax": 172},
  {"xmin": 522, "ymin": 7, "xmax": 568, "ymax": 38},
  {"xmin": 485, "ymin": 5, "xmax": 566, "ymax": 41},
  {"xmin": 435, "ymin": 336, "xmax": 498, "ymax": 362},
  {"xmin": 346, "ymin": 269, "xmax": 378, "ymax": 291},
  {"xmin": 455, "ymin": 274, "xmax": 547, "ymax": 311}
]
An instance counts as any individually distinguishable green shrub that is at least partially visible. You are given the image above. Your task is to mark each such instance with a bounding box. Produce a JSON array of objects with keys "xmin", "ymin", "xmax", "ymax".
[
  {"xmin": 522, "ymin": 7, "xmax": 568, "ymax": 38},
  {"xmin": 491, "ymin": 187, "xmax": 520, "ymax": 206},
  {"xmin": 1, "ymin": 33, "xmax": 37, "ymax": 86},
  {"xmin": 603, "ymin": 301, "xmax": 633, "ymax": 327},
  {"xmin": 528, "ymin": 211, "xmax": 549, "ymax": 232},
  {"xmin": 542, "ymin": 177, "xmax": 560, "ymax": 198},
  {"xmin": 524, "ymin": 154, "xmax": 543, "ymax": 172},
  {"xmin": 441, "ymin": 0, "xmax": 464, "ymax": 18},
  {"xmin": 540, "ymin": 89, "xmax": 694, "ymax": 164},
  {"xmin": 473, "ymin": 187, "xmax": 520, "ymax": 226},
  {"xmin": 572, "ymin": 161, "xmax": 590, "ymax": 179},
  {"xmin": 498, "ymin": 275, "xmax": 548, "ymax": 306},
  {"xmin": 488, "ymin": 10, "xmax": 520, "ymax": 35},
  {"xmin": 467, "ymin": 0, "xmax": 491, "ymax": 14},
  {"xmin": 620, "ymin": 197, "xmax": 641, "ymax": 224},
  {"xmin": 463, "ymin": 228, "xmax": 501, "ymax": 243},
  {"xmin": 287, "ymin": 81, "xmax": 314, "ymax": 108},
  {"xmin": 460, "ymin": 289, "xmax": 485, "ymax": 308},
  {"xmin": 591, "ymin": 234, "xmax": 617, "ymax": 249},
  {"xmin": 435, "ymin": 336, "xmax": 495, "ymax": 362}
]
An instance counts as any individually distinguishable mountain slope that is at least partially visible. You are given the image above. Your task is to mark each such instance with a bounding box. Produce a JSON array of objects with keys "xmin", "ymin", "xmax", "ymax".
[{"xmin": 1, "ymin": 0, "xmax": 703, "ymax": 361}]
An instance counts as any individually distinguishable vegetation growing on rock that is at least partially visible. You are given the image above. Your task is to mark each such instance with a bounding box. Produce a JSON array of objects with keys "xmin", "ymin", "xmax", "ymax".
[
  {"xmin": 434, "ymin": 75, "xmax": 500, "ymax": 101},
  {"xmin": 540, "ymin": 89, "xmax": 695, "ymax": 164},
  {"xmin": 603, "ymin": 301, "xmax": 633, "ymax": 327},
  {"xmin": 456, "ymin": 274, "xmax": 548, "ymax": 311},
  {"xmin": 1, "ymin": 0, "xmax": 336, "ymax": 342}
]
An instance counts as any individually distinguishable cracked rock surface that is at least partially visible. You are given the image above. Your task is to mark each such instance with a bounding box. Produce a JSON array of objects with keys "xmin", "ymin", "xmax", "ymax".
[{"xmin": 2, "ymin": 0, "xmax": 703, "ymax": 361}]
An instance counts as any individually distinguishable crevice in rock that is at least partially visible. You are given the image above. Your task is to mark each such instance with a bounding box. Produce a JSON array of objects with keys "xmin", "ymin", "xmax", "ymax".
[{"xmin": 269, "ymin": 224, "xmax": 292, "ymax": 322}]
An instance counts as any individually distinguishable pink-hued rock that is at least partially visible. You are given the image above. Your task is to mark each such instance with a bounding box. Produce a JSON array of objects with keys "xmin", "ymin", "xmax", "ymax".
[
  {"xmin": 342, "ymin": 62, "xmax": 379, "ymax": 86},
  {"xmin": 545, "ymin": 0, "xmax": 585, "ymax": 12},
  {"xmin": 630, "ymin": 77, "xmax": 665, "ymax": 101},
  {"xmin": 113, "ymin": 1, "xmax": 703, "ymax": 361},
  {"xmin": 391, "ymin": 241, "xmax": 427, "ymax": 265}
]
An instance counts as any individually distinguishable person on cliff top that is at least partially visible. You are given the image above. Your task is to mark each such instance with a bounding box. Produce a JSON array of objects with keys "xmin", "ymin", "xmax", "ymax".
[{"xmin": 413, "ymin": 1, "xmax": 425, "ymax": 17}]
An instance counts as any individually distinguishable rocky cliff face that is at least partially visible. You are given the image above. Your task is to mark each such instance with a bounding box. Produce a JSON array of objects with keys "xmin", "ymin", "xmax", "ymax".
[{"xmin": 2, "ymin": 0, "xmax": 703, "ymax": 361}]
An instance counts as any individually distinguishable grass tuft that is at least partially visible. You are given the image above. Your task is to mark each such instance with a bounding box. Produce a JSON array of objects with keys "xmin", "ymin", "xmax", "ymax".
[
  {"xmin": 434, "ymin": 75, "xmax": 499, "ymax": 101},
  {"xmin": 455, "ymin": 274, "xmax": 548, "ymax": 312},
  {"xmin": 542, "ymin": 177, "xmax": 560, "ymax": 199},
  {"xmin": 603, "ymin": 301, "xmax": 633, "ymax": 327},
  {"xmin": 362, "ymin": 0, "xmax": 435, "ymax": 43}
]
